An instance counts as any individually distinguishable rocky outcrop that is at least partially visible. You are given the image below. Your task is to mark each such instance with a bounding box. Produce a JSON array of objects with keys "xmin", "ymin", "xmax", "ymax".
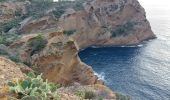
[
  {"xmin": 0, "ymin": 1, "xmax": 25, "ymax": 22},
  {"xmin": 58, "ymin": 0, "xmax": 155, "ymax": 49},
  {"xmin": 19, "ymin": 16, "xmax": 57, "ymax": 33},
  {"xmin": 9, "ymin": 31, "xmax": 103, "ymax": 86},
  {"xmin": 32, "ymin": 32, "xmax": 102, "ymax": 85}
]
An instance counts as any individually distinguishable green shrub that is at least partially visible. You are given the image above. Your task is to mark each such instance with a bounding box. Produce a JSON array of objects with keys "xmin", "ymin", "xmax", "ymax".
[
  {"xmin": 9, "ymin": 54, "xmax": 21, "ymax": 63},
  {"xmin": 29, "ymin": 34, "xmax": 47, "ymax": 56},
  {"xmin": 75, "ymin": 90, "xmax": 96, "ymax": 99},
  {"xmin": 52, "ymin": 9, "xmax": 65, "ymax": 19},
  {"xmin": 63, "ymin": 30, "xmax": 76, "ymax": 36},
  {"xmin": 116, "ymin": 93, "xmax": 130, "ymax": 100},
  {"xmin": 25, "ymin": 0, "xmax": 53, "ymax": 19},
  {"xmin": 0, "ymin": 0, "xmax": 6, "ymax": 2},
  {"xmin": 0, "ymin": 34, "xmax": 20, "ymax": 46},
  {"xmin": 15, "ymin": 9, "xmax": 22, "ymax": 17},
  {"xmin": 0, "ymin": 35, "xmax": 6, "ymax": 45},
  {"xmin": 98, "ymin": 96, "xmax": 103, "ymax": 100},
  {"xmin": 23, "ymin": 61, "xmax": 32, "ymax": 67},
  {"xmin": 0, "ymin": 49, "xmax": 8, "ymax": 55},
  {"xmin": 72, "ymin": 0, "xmax": 85, "ymax": 11},
  {"xmin": 84, "ymin": 91, "xmax": 96, "ymax": 99},
  {"xmin": 111, "ymin": 21, "xmax": 135, "ymax": 37},
  {"xmin": 8, "ymin": 72, "xmax": 61, "ymax": 100},
  {"xmin": 2, "ymin": 19, "xmax": 20, "ymax": 33},
  {"xmin": 74, "ymin": 90, "xmax": 84, "ymax": 98}
]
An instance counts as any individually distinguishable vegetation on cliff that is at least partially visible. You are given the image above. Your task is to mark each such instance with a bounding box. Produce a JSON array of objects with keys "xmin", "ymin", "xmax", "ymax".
[
  {"xmin": 29, "ymin": 34, "xmax": 47, "ymax": 56},
  {"xmin": 111, "ymin": 21, "xmax": 136, "ymax": 37},
  {"xmin": 7, "ymin": 72, "xmax": 61, "ymax": 100}
]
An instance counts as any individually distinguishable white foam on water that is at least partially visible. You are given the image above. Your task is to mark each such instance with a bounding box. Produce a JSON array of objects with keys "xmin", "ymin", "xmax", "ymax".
[
  {"xmin": 120, "ymin": 45, "xmax": 143, "ymax": 48},
  {"xmin": 94, "ymin": 72, "xmax": 106, "ymax": 82},
  {"xmin": 137, "ymin": 44, "xmax": 143, "ymax": 47},
  {"xmin": 91, "ymin": 46, "xmax": 100, "ymax": 48}
]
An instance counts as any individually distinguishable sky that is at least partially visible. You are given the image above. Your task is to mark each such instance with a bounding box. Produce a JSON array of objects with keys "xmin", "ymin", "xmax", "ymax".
[{"xmin": 138, "ymin": 0, "xmax": 170, "ymax": 9}]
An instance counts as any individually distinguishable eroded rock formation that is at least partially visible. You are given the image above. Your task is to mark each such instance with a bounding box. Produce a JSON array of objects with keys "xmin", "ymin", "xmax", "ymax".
[
  {"xmin": 9, "ymin": 31, "xmax": 103, "ymax": 86},
  {"xmin": 59, "ymin": 0, "xmax": 155, "ymax": 48}
]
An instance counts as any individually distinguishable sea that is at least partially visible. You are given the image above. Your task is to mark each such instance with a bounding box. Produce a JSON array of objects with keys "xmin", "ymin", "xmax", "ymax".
[{"xmin": 79, "ymin": 0, "xmax": 170, "ymax": 100}]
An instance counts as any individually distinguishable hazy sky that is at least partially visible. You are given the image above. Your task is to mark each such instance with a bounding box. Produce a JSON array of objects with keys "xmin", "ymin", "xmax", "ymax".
[{"xmin": 139, "ymin": 0, "xmax": 170, "ymax": 7}]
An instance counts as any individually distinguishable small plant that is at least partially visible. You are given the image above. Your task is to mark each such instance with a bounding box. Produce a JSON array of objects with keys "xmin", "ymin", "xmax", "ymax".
[
  {"xmin": 72, "ymin": 0, "xmax": 85, "ymax": 11},
  {"xmin": 52, "ymin": 9, "xmax": 65, "ymax": 19},
  {"xmin": 0, "ymin": 35, "xmax": 7, "ymax": 45},
  {"xmin": 29, "ymin": 34, "xmax": 47, "ymax": 56},
  {"xmin": 2, "ymin": 19, "xmax": 20, "ymax": 33},
  {"xmin": 75, "ymin": 90, "xmax": 96, "ymax": 99},
  {"xmin": 98, "ymin": 96, "xmax": 103, "ymax": 100},
  {"xmin": 0, "ymin": 33, "xmax": 20, "ymax": 46},
  {"xmin": 116, "ymin": 93, "xmax": 130, "ymax": 100},
  {"xmin": 25, "ymin": 0, "xmax": 53, "ymax": 19},
  {"xmin": 74, "ymin": 90, "xmax": 84, "ymax": 98},
  {"xmin": 9, "ymin": 54, "xmax": 21, "ymax": 63},
  {"xmin": 84, "ymin": 90, "xmax": 96, "ymax": 99},
  {"xmin": 8, "ymin": 72, "xmax": 61, "ymax": 100},
  {"xmin": 0, "ymin": 0, "xmax": 6, "ymax": 2},
  {"xmin": 0, "ymin": 46, "xmax": 8, "ymax": 55},
  {"xmin": 111, "ymin": 21, "xmax": 135, "ymax": 37},
  {"xmin": 63, "ymin": 30, "xmax": 76, "ymax": 36}
]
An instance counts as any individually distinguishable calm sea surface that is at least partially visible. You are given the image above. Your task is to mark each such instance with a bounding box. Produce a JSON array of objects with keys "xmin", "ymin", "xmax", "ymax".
[{"xmin": 79, "ymin": 1, "xmax": 170, "ymax": 100}]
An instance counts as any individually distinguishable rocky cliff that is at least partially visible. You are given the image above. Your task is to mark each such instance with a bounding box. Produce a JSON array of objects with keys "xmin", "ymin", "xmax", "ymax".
[
  {"xmin": 0, "ymin": 0, "xmax": 155, "ymax": 99},
  {"xmin": 1, "ymin": 0, "xmax": 155, "ymax": 49},
  {"xmin": 9, "ymin": 31, "xmax": 103, "ymax": 86},
  {"xmin": 58, "ymin": 0, "xmax": 155, "ymax": 48}
]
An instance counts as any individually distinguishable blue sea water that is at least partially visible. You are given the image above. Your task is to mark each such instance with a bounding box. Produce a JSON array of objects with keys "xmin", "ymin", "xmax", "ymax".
[{"xmin": 79, "ymin": 1, "xmax": 170, "ymax": 100}]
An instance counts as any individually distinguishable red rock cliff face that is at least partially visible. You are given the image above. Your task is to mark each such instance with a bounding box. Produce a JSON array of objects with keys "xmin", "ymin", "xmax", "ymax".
[{"xmin": 58, "ymin": 0, "xmax": 155, "ymax": 49}]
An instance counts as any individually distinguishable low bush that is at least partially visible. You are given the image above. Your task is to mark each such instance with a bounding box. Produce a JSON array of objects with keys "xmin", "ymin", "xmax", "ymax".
[
  {"xmin": 2, "ymin": 19, "xmax": 20, "ymax": 33},
  {"xmin": 7, "ymin": 72, "xmax": 61, "ymax": 100},
  {"xmin": 25, "ymin": 0, "xmax": 53, "ymax": 19},
  {"xmin": 116, "ymin": 92, "xmax": 130, "ymax": 100},
  {"xmin": 52, "ymin": 9, "xmax": 65, "ymax": 19},
  {"xmin": 29, "ymin": 34, "xmax": 47, "ymax": 56},
  {"xmin": 0, "ymin": 33, "xmax": 20, "ymax": 46},
  {"xmin": 0, "ymin": 49, "xmax": 8, "ymax": 55},
  {"xmin": 63, "ymin": 30, "xmax": 76, "ymax": 36},
  {"xmin": 72, "ymin": 0, "xmax": 85, "ymax": 11},
  {"xmin": 75, "ymin": 90, "xmax": 96, "ymax": 99},
  {"xmin": 111, "ymin": 21, "xmax": 135, "ymax": 37},
  {"xmin": 84, "ymin": 90, "xmax": 96, "ymax": 99},
  {"xmin": 8, "ymin": 54, "xmax": 21, "ymax": 63},
  {"xmin": 0, "ymin": 0, "xmax": 6, "ymax": 2}
]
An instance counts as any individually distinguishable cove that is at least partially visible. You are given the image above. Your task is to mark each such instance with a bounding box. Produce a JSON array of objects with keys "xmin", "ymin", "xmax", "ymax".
[
  {"xmin": 79, "ymin": 41, "xmax": 170, "ymax": 100},
  {"xmin": 79, "ymin": 0, "xmax": 170, "ymax": 99}
]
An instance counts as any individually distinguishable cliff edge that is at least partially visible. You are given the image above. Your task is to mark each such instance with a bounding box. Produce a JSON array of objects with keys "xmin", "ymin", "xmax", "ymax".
[{"xmin": 59, "ymin": 0, "xmax": 155, "ymax": 48}]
